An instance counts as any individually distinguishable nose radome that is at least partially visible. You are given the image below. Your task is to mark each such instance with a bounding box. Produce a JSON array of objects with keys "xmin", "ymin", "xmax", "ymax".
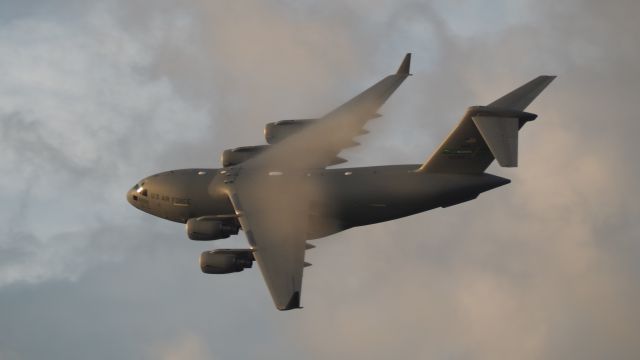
[
  {"xmin": 126, "ymin": 189, "xmax": 134, "ymax": 205},
  {"xmin": 126, "ymin": 183, "xmax": 142, "ymax": 206}
]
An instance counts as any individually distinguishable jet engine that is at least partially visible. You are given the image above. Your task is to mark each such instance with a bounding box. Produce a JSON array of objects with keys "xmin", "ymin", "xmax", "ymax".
[
  {"xmin": 220, "ymin": 145, "xmax": 269, "ymax": 167},
  {"xmin": 264, "ymin": 119, "xmax": 316, "ymax": 144},
  {"xmin": 199, "ymin": 249, "xmax": 254, "ymax": 274},
  {"xmin": 186, "ymin": 218, "xmax": 239, "ymax": 240}
]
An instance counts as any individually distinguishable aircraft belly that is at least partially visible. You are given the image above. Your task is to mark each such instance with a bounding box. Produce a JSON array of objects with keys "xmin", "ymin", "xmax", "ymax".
[
  {"xmin": 322, "ymin": 168, "xmax": 510, "ymax": 228},
  {"xmin": 323, "ymin": 170, "xmax": 430, "ymax": 227}
]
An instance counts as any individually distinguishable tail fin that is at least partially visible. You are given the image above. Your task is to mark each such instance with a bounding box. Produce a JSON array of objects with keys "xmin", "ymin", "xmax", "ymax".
[{"xmin": 418, "ymin": 76, "xmax": 556, "ymax": 173}]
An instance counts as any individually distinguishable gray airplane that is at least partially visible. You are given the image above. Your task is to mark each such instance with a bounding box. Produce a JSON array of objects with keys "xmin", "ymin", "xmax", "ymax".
[{"xmin": 127, "ymin": 54, "xmax": 555, "ymax": 310}]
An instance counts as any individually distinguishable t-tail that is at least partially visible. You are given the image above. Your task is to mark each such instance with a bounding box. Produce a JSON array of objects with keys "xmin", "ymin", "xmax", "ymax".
[{"xmin": 417, "ymin": 76, "xmax": 556, "ymax": 174}]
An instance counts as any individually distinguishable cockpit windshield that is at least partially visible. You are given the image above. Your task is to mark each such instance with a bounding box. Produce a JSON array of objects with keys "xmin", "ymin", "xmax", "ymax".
[{"xmin": 133, "ymin": 182, "xmax": 147, "ymax": 196}]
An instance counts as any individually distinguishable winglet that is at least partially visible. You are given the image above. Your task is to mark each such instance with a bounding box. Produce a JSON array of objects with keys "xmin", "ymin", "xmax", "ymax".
[
  {"xmin": 279, "ymin": 291, "xmax": 301, "ymax": 311},
  {"xmin": 396, "ymin": 53, "xmax": 412, "ymax": 75}
]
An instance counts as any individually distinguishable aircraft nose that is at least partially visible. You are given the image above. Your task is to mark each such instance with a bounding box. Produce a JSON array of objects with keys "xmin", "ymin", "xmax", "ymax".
[
  {"xmin": 127, "ymin": 180, "xmax": 149, "ymax": 208},
  {"xmin": 126, "ymin": 183, "xmax": 142, "ymax": 207},
  {"xmin": 126, "ymin": 189, "xmax": 135, "ymax": 206}
]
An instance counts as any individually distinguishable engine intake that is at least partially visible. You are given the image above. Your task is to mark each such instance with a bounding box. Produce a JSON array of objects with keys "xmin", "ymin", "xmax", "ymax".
[
  {"xmin": 264, "ymin": 119, "xmax": 316, "ymax": 144},
  {"xmin": 187, "ymin": 218, "xmax": 239, "ymax": 241},
  {"xmin": 199, "ymin": 249, "xmax": 254, "ymax": 274},
  {"xmin": 221, "ymin": 145, "xmax": 269, "ymax": 167}
]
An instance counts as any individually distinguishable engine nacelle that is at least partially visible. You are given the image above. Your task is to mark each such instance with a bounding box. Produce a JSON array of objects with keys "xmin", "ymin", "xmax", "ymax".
[
  {"xmin": 220, "ymin": 145, "xmax": 269, "ymax": 167},
  {"xmin": 199, "ymin": 249, "xmax": 254, "ymax": 274},
  {"xmin": 264, "ymin": 119, "xmax": 316, "ymax": 144},
  {"xmin": 186, "ymin": 218, "xmax": 239, "ymax": 241}
]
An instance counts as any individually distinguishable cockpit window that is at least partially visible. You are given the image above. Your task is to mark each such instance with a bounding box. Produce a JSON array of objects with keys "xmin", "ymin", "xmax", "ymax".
[{"xmin": 134, "ymin": 183, "xmax": 148, "ymax": 197}]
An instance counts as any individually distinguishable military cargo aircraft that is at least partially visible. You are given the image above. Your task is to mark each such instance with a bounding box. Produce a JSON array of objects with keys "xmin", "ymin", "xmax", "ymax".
[{"xmin": 127, "ymin": 53, "xmax": 555, "ymax": 310}]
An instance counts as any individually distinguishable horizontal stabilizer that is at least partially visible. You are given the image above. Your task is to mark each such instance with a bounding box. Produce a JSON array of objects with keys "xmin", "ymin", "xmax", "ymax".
[
  {"xmin": 472, "ymin": 116, "xmax": 519, "ymax": 167},
  {"xmin": 489, "ymin": 75, "xmax": 556, "ymax": 111}
]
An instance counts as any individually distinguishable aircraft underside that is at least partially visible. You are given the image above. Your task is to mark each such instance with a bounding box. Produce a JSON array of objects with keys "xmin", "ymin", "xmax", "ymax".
[
  {"xmin": 303, "ymin": 165, "xmax": 510, "ymax": 238},
  {"xmin": 126, "ymin": 52, "xmax": 554, "ymax": 310}
]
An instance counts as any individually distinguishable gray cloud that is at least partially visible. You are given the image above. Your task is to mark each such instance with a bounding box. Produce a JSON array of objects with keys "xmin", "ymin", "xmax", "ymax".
[
  {"xmin": 1, "ymin": 0, "xmax": 639, "ymax": 359},
  {"xmin": 0, "ymin": 5, "xmax": 215, "ymax": 287}
]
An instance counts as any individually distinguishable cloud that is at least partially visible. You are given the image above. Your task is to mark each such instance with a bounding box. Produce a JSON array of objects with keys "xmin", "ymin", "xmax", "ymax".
[
  {"xmin": 147, "ymin": 333, "xmax": 213, "ymax": 360},
  {"xmin": 0, "ymin": 5, "xmax": 209, "ymax": 285},
  {"xmin": 1, "ymin": 1, "xmax": 640, "ymax": 359}
]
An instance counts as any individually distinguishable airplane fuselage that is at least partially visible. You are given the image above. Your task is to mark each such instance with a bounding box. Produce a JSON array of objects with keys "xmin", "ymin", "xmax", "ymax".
[
  {"xmin": 127, "ymin": 165, "xmax": 509, "ymax": 240},
  {"xmin": 123, "ymin": 53, "xmax": 554, "ymax": 310}
]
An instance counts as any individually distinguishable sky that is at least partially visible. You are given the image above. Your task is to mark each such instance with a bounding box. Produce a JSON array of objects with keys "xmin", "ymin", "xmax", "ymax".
[{"xmin": 1, "ymin": 0, "xmax": 639, "ymax": 359}]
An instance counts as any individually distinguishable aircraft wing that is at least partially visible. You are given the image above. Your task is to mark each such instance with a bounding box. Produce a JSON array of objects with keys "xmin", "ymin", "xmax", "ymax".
[
  {"xmin": 225, "ymin": 171, "xmax": 309, "ymax": 310},
  {"xmin": 223, "ymin": 54, "xmax": 411, "ymax": 310},
  {"xmin": 243, "ymin": 53, "xmax": 411, "ymax": 170}
]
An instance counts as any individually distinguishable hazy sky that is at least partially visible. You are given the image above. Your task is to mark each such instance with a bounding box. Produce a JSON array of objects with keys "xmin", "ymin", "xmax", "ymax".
[{"xmin": 1, "ymin": 1, "xmax": 639, "ymax": 359}]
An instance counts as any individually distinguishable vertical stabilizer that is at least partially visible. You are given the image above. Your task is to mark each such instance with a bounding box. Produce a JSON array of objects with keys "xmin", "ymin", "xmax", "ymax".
[
  {"xmin": 417, "ymin": 75, "xmax": 556, "ymax": 173},
  {"xmin": 472, "ymin": 116, "xmax": 519, "ymax": 167}
]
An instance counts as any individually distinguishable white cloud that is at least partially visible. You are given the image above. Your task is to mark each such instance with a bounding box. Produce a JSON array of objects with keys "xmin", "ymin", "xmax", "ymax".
[
  {"xmin": 147, "ymin": 333, "xmax": 213, "ymax": 360},
  {"xmin": 0, "ymin": 6, "xmax": 208, "ymax": 285}
]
